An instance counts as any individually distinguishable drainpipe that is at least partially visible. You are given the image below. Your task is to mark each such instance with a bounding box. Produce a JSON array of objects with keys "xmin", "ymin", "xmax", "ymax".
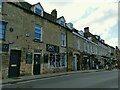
[{"xmin": 66, "ymin": 29, "xmax": 69, "ymax": 72}]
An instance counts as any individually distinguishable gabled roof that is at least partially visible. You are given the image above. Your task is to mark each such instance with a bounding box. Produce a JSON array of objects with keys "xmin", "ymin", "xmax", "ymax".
[
  {"xmin": 43, "ymin": 11, "xmax": 56, "ymax": 22},
  {"xmin": 7, "ymin": 2, "xmax": 73, "ymax": 33},
  {"xmin": 32, "ymin": 2, "xmax": 44, "ymax": 11},
  {"xmin": 57, "ymin": 16, "xmax": 66, "ymax": 22},
  {"xmin": 12, "ymin": 2, "xmax": 32, "ymax": 10}
]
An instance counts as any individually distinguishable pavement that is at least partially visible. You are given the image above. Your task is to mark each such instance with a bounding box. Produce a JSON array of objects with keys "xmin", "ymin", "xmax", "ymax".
[{"xmin": 1, "ymin": 69, "xmax": 105, "ymax": 85}]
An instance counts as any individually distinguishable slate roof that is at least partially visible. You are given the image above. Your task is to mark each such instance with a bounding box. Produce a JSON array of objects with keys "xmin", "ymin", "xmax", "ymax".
[{"xmin": 14, "ymin": 2, "xmax": 32, "ymax": 10}]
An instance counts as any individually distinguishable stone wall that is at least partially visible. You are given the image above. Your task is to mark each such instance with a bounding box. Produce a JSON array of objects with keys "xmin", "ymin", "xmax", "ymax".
[{"xmin": 2, "ymin": 2, "xmax": 67, "ymax": 79}]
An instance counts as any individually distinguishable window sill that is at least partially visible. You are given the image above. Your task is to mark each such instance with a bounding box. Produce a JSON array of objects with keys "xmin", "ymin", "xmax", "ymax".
[
  {"xmin": 33, "ymin": 39, "xmax": 43, "ymax": 43},
  {"xmin": 48, "ymin": 66, "xmax": 67, "ymax": 68},
  {"xmin": 61, "ymin": 46, "xmax": 66, "ymax": 48},
  {"xmin": 0, "ymin": 39, "xmax": 6, "ymax": 41}
]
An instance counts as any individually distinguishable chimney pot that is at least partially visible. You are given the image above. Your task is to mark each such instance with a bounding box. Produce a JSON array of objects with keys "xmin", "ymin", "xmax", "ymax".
[
  {"xmin": 51, "ymin": 9, "xmax": 57, "ymax": 19},
  {"xmin": 84, "ymin": 27, "xmax": 89, "ymax": 33}
]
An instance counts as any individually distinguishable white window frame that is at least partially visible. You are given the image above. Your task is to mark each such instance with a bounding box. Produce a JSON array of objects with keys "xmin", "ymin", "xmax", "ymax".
[
  {"xmin": 61, "ymin": 34, "xmax": 66, "ymax": 47},
  {"xmin": 60, "ymin": 20, "xmax": 65, "ymax": 27},
  {"xmin": 60, "ymin": 53, "xmax": 67, "ymax": 67},
  {"xmin": 34, "ymin": 25, "xmax": 42, "ymax": 42},
  {"xmin": 48, "ymin": 53, "xmax": 67, "ymax": 68},
  {"xmin": 34, "ymin": 4, "xmax": 43, "ymax": 16},
  {"xmin": 77, "ymin": 39, "xmax": 80, "ymax": 50}
]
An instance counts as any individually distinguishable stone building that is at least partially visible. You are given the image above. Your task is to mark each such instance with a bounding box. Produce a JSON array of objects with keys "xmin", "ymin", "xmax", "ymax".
[
  {"xmin": 1, "ymin": 2, "xmax": 71, "ymax": 79},
  {"xmin": 83, "ymin": 27, "xmax": 116, "ymax": 69},
  {"xmin": 115, "ymin": 46, "xmax": 120, "ymax": 68},
  {"xmin": 1, "ymin": 1, "xmax": 117, "ymax": 79}
]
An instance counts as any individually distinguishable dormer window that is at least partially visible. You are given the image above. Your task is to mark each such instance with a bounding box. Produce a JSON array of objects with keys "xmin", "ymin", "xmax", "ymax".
[
  {"xmin": 35, "ymin": 7, "xmax": 42, "ymax": 16},
  {"xmin": 57, "ymin": 16, "xmax": 66, "ymax": 27},
  {"xmin": 61, "ymin": 20, "xmax": 65, "ymax": 27},
  {"xmin": 34, "ymin": 3, "xmax": 44, "ymax": 16}
]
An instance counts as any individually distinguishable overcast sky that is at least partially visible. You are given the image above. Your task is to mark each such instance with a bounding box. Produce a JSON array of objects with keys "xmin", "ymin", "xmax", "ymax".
[{"xmin": 24, "ymin": 0, "xmax": 119, "ymax": 48}]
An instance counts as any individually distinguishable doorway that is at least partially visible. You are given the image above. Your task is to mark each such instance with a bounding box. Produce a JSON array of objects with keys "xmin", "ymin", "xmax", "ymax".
[
  {"xmin": 8, "ymin": 50, "xmax": 21, "ymax": 78},
  {"xmin": 33, "ymin": 54, "xmax": 41, "ymax": 75}
]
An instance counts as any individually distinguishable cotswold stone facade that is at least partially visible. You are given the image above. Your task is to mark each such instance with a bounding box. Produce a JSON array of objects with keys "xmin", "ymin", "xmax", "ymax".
[{"xmin": 1, "ymin": 2, "xmax": 117, "ymax": 79}]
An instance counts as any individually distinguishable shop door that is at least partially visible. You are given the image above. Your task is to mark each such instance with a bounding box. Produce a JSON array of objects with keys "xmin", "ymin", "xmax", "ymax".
[
  {"xmin": 33, "ymin": 54, "xmax": 41, "ymax": 75},
  {"xmin": 77, "ymin": 55, "xmax": 80, "ymax": 70},
  {"xmin": 8, "ymin": 50, "xmax": 21, "ymax": 78},
  {"xmin": 73, "ymin": 55, "xmax": 77, "ymax": 71}
]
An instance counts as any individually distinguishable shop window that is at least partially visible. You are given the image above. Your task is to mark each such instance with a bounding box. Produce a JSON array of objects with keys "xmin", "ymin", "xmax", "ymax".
[
  {"xmin": 2, "ymin": 44, "xmax": 9, "ymax": 52},
  {"xmin": 61, "ymin": 53, "xmax": 66, "ymax": 67},
  {"xmin": 26, "ymin": 52, "xmax": 32, "ymax": 64},
  {"xmin": 44, "ymin": 54, "xmax": 48, "ymax": 63},
  {"xmin": 49, "ymin": 53, "xmax": 66, "ymax": 68},
  {"xmin": 50, "ymin": 53, "xmax": 60, "ymax": 67}
]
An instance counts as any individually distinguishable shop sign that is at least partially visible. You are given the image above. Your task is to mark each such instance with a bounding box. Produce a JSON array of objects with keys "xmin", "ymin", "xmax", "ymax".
[
  {"xmin": 46, "ymin": 44, "xmax": 59, "ymax": 53},
  {"xmin": 2, "ymin": 44, "xmax": 9, "ymax": 52}
]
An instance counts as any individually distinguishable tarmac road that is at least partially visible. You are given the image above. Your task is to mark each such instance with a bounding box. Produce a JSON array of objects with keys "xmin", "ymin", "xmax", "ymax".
[{"xmin": 2, "ymin": 69, "xmax": 118, "ymax": 88}]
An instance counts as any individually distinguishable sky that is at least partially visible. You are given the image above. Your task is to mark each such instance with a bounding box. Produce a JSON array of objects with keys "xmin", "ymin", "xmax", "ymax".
[{"xmin": 24, "ymin": 0, "xmax": 119, "ymax": 48}]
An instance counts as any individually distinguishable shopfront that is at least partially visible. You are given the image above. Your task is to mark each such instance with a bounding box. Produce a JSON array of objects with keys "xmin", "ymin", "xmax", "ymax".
[{"xmin": 43, "ymin": 44, "xmax": 67, "ymax": 73}]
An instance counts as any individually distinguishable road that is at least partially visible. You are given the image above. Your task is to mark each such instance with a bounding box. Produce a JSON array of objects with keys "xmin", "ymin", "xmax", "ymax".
[{"xmin": 2, "ymin": 69, "xmax": 118, "ymax": 88}]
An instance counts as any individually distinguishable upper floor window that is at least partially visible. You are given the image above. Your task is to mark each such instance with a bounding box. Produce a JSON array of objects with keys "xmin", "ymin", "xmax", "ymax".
[
  {"xmin": 61, "ymin": 34, "xmax": 66, "ymax": 47},
  {"xmin": 0, "ymin": 22, "xmax": 6, "ymax": 40},
  {"xmin": 34, "ymin": 25, "xmax": 42, "ymax": 41},
  {"xmin": 34, "ymin": 3, "xmax": 43, "ymax": 16},
  {"xmin": 61, "ymin": 20, "xmax": 65, "ymax": 27},
  {"xmin": 77, "ymin": 39, "xmax": 80, "ymax": 50},
  {"xmin": 96, "ymin": 47, "xmax": 98, "ymax": 54},
  {"xmin": 90, "ymin": 46, "xmax": 93, "ymax": 54},
  {"xmin": 35, "ymin": 7, "xmax": 42, "ymax": 16},
  {"xmin": 84, "ymin": 42, "xmax": 87, "ymax": 52},
  {"xmin": 87, "ymin": 44, "xmax": 90, "ymax": 53},
  {"xmin": 57, "ymin": 16, "xmax": 65, "ymax": 27}
]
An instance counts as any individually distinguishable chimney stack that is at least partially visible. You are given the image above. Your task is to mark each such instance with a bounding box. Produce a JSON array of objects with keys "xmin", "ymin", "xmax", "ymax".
[
  {"xmin": 51, "ymin": 9, "xmax": 57, "ymax": 19},
  {"xmin": 84, "ymin": 27, "xmax": 89, "ymax": 33}
]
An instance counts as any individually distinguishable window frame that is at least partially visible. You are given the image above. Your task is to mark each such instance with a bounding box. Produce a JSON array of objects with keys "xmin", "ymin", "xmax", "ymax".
[
  {"xmin": 34, "ymin": 25, "xmax": 42, "ymax": 42},
  {"xmin": 61, "ymin": 34, "xmax": 66, "ymax": 47},
  {"xmin": 84, "ymin": 42, "xmax": 87, "ymax": 52},
  {"xmin": 60, "ymin": 53, "xmax": 66, "ymax": 67},
  {"xmin": 87, "ymin": 44, "xmax": 89, "ymax": 53},
  {"xmin": 48, "ymin": 53, "xmax": 67, "ymax": 68},
  {"xmin": 35, "ymin": 7, "xmax": 42, "ymax": 16},
  {"xmin": 0, "ymin": 22, "xmax": 6, "ymax": 40},
  {"xmin": 77, "ymin": 39, "xmax": 80, "ymax": 50},
  {"xmin": 60, "ymin": 20, "xmax": 65, "ymax": 27}
]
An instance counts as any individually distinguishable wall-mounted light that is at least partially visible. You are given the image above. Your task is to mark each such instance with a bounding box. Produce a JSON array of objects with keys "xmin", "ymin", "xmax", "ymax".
[
  {"xmin": 9, "ymin": 27, "xmax": 14, "ymax": 32},
  {"xmin": 9, "ymin": 40, "xmax": 14, "ymax": 44},
  {"xmin": 26, "ymin": 33, "xmax": 30, "ymax": 37}
]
